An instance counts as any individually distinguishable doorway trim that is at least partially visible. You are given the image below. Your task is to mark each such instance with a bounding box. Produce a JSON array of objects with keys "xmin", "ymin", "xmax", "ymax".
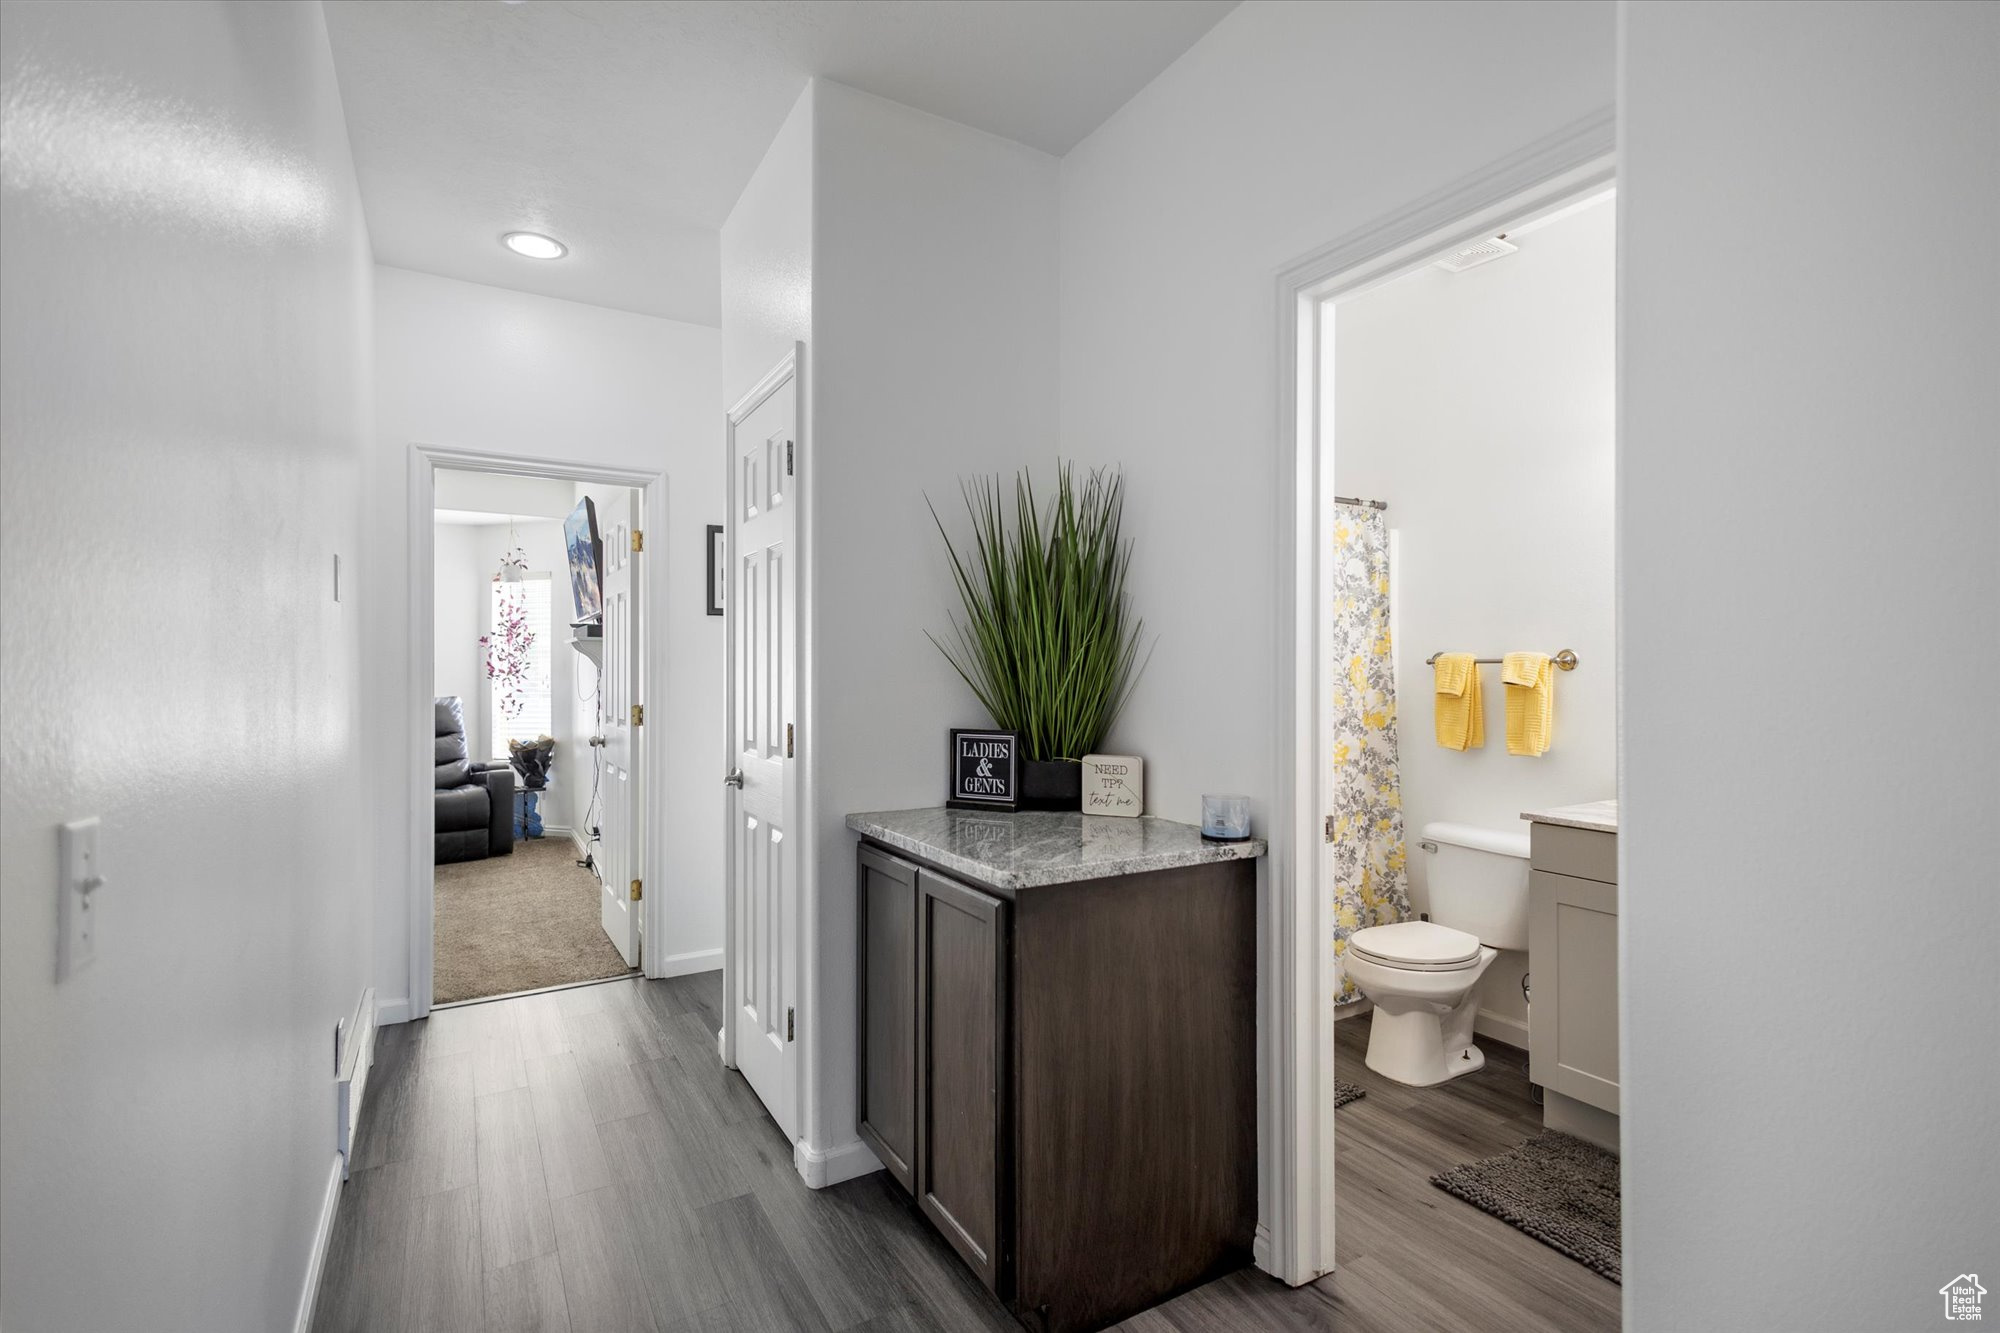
[
  {"xmin": 406, "ymin": 444, "xmax": 670, "ymax": 1022},
  {"xmin": 1263, "ymin": 108, "xmax": 1616, "ymax": 1285}
]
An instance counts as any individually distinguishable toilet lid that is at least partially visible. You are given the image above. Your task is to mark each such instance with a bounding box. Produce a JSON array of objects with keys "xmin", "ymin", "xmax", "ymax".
[{"xmin": 1349, "ymin": 920, "xmax": 1482, "ymax": 970}]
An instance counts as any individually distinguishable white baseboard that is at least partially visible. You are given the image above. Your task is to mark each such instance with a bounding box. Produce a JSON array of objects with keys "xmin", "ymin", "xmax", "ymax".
[
  {"xmin": 793, "ymin": 1136, "xmax": 882, "ymax": 1189},
  {"xmin": 651, "ymin": 947, "xmax": 723, "ymax": 980},
  {"xmin": 376, "ymin": 996, "xmax": 412, "ymax": 1027},
  {"xmin": 568, "ymin": 827, "xmax": 591, "ymax": 859},
  {"xmin": 1474, "ymin": 1008, "xmax": 1530, "ymax": 1050},
  {"xmin": 1253, "ymin": 1221, "xmax": 1273, "ymax": 1275},
  {"xmin": 292, "ymin": 1153, "xmax": 345, "ymax": 1333}
]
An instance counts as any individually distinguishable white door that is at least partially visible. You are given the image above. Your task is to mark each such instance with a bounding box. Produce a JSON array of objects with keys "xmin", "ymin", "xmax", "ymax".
[
  {"xmin": 725, "ymin": 361, "xmax": 799, "ymax": 1139},
  {"xmin": 598, "ymin": 490, "xmax": 642, "ymax": 969}
]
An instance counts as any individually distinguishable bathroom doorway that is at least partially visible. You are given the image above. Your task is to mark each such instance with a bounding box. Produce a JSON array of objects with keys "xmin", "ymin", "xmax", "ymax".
[
  {"xmin": 1265, "ymin": 124, "xmax": 1618, "ymax": 1300},
  {"xmin": 1312, "ymin": 186, "xmax": 1622, "ymax": 1326}
]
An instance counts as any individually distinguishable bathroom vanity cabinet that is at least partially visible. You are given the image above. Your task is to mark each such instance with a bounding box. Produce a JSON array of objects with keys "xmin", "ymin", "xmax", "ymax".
[
  {"xmin": 1524, "ymin": 802, "xmax": 1620, "ymax": 1150},
  {"xmin": 849, "ymin": 808, "xmax": 1263, "ymax": 1333}
]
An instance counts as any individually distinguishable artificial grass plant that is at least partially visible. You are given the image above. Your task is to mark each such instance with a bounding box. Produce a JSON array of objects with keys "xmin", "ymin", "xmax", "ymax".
[{"xmin": 928, "ymin": 462, "xmax": 1148, "ymax": 763}]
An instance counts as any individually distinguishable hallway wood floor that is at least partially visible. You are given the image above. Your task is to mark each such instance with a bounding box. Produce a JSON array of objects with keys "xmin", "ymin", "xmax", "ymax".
[{"xmin": 312, "ymin": 975, "xmax": 1618, "ymax": 1332}]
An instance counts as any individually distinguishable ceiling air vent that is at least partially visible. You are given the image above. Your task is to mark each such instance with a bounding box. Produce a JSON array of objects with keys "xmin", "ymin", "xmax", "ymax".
[{"xmin": 1432, "ymin": 235, "xmax": 1518, "ymax": 273}]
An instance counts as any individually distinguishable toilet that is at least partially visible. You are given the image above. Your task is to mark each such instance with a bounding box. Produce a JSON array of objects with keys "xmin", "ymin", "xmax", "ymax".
[{"xmin": 1344, "ymin": 821, "xmax": 1530, "ymax": 1087}]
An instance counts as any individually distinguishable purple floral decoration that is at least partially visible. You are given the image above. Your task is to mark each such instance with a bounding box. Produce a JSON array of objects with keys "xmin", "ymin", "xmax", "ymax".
[{"xmin": 481, "ymin": 581, "xmax": 536, "ymax": 719}]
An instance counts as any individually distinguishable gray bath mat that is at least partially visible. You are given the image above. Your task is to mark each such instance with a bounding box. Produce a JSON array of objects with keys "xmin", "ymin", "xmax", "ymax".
[
  {"xmin": 1334, "ymin": 1079, "xmax": 1366, "ymax": 1108},
  {"xmin": 1430, "ymin": 1131, "xmax": 1621, "ymax": 1282}
]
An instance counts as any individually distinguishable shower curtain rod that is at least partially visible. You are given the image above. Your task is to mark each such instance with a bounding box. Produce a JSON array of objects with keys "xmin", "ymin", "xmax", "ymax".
[{"xmin": 1334, "ymin": 495, "xmax": 1388, "ymax": 510}]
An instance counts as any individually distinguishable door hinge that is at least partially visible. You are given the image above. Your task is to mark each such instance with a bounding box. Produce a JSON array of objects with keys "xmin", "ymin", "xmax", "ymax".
[
  {"xmin": 1325, "ymin": 814, "xmax": 1336, "ymax": 843},
  {"xmin": 786, "ymin": 1007, "xmax": 794, "ymax": 1041},
  {"xmin": 786, "ymin": 440, "xmax": 794, "ymax": 476},
  {"xmin": 630, "ymin": 878, "xmax": 642, "ymax": 902},
  {"xmin": 786, "ymin": 722, "xmax": 794, "ymax": 758},
  {"xmin": 631, "ymin": 529, "xmax": 644, "ymax": 553},
  {"xmin": 631, "ymin": 704, "xmax": 644, "ymax": 727}
]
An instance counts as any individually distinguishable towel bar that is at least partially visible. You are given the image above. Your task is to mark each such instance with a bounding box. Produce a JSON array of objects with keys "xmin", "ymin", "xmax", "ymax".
[{"xmin": 1424, "ymin": 649, "xmax": 1578, "ymax": 671}]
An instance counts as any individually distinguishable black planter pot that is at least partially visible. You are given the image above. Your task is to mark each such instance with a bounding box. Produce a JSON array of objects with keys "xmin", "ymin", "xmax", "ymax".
[{"xmin": 1019, "ymin": 758, "xmax": 1082, "ymax": 811}]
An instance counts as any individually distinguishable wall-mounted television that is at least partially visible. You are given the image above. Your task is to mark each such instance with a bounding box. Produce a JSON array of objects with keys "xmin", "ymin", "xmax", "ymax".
[{"xmin": 563, "ymin": 497, "xmax": 604, "ymax": 623}]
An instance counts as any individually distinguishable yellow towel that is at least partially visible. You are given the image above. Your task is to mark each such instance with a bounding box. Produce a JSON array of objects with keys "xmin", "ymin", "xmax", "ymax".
[
  {"xmin": 1433, "ymin": 653, "xmax": 1484, "ymax": 750},
  {"xmin": 1502, "ymin": 652, "xmax": 1554, "ymax": 756}
]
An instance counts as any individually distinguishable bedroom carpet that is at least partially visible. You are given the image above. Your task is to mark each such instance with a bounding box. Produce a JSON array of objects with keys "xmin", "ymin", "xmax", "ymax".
[{"xmin": 433, "ymin": 835, "xmax": 632, "ymax": 1004}]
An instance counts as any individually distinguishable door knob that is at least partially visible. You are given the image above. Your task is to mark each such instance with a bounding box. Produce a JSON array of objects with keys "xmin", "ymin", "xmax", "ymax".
[{"xmin": 723, "ymin": 769, "xmax": 744, "ymax": 788}]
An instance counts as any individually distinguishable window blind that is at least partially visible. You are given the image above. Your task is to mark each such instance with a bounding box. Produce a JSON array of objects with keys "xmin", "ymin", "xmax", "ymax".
[{"xmin": 490, "ymin": 574, "xmax": 554, "ymax": 761}]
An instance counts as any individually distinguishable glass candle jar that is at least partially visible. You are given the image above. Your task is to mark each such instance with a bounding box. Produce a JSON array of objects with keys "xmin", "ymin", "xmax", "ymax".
[{"xmin": 1201, "ymin": 794, "xmax": 1252, "ymax": 842}]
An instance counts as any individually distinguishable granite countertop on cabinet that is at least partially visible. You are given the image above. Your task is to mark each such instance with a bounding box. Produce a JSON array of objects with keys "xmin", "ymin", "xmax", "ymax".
[
  {"xmin": 1520, "ymin": 799, "xmax": 1618, "ymax": 833},
  {"xmin": 846, "ymin": 807, "xmax": 1266, "ymax": 893}
]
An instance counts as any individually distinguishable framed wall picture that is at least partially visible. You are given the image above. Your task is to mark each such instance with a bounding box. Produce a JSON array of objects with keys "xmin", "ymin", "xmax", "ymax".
[
  {"xmin": 706, "ymin": 524, "xmax": 724, "ymax": 616},
  {"xmin": 947, "ymin": 728, "xmax": 1021, "ymax": 811}
]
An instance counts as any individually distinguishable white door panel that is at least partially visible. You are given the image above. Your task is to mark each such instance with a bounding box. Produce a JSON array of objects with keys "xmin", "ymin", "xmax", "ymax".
[
  {"xmin": 599, "ymin": 490, "xmax": 641, "ymax": 968},
  {"xmin": 726, "ymin": 361, "xmax": 799, "ymax": 1140}
]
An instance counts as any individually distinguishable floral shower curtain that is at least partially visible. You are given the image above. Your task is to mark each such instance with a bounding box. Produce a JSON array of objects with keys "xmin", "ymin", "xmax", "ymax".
[{"xmin": 1330, "ymin": 504, "xmax": 1414, "ymax": 1003}]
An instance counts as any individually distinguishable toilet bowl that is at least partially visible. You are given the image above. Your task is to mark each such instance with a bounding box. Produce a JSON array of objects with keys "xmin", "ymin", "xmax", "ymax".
[
  {"xmin": 1345, "ymin": 921, "xmax": 1496, "ymax": 1086},
  {"xmin": 1344, "ymin": 821, "xmax": 1531, "ymax": 1087}
]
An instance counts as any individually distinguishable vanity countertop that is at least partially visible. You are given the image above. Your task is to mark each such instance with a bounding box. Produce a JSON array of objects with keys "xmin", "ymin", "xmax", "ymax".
[
  {"xmin": 1521, "ymin": 799, "xmax": 1618, "ymax": 833},
  {"xmin": 846, "ymin": 807, "xmax": 1265, "ymax": 892}
]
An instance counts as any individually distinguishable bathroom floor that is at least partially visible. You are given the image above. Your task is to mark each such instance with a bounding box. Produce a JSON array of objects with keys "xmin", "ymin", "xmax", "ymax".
[
  {"xmin": 1116, "ymin": 1013, "xmax": 1620, "ymax": 1330},
  {"xmin": 1312, "ymin": 1011, "xmax": 1620, "ymax": 1331}
]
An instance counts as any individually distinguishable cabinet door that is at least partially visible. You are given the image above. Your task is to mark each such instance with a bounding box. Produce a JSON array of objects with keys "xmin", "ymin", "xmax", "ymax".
[
  {"xmin": 916, "ymin": 869, "xmax": 1009, "ymax": 1295},
  {"xmin": 1529, "ymin": 869, "xmax": 1620, "ymax": 1112},
  {"xmin": 857, "ymin": 845, "xmax": 917, "ymax": 1192}
]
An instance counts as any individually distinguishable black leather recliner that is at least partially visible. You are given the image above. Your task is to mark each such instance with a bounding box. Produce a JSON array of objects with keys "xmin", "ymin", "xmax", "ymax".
[{"xmin": 435, "ymin": 696, "xmax": 514, "ymax": 864}]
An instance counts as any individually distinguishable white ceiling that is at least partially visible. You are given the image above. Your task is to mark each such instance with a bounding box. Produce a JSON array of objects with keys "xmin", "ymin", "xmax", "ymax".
[
  {"xmin": 322, "ymin": 0, "xmax": 1237, "ymax": 324},
  {"xmin": 434, "ymin": 508, "xmax": 560, "ymax": 527}
]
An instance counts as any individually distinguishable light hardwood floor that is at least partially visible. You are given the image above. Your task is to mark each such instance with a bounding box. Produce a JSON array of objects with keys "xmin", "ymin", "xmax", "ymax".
[{"xmin": 311, "ymin": 975, "xmax": 1618, "ymax": 1332}]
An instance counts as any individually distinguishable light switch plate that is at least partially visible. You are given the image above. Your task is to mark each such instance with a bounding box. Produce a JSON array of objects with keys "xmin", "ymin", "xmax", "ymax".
[{"xmin": 58, "ymin": 817, "xmax": 102, "ymax": 980}]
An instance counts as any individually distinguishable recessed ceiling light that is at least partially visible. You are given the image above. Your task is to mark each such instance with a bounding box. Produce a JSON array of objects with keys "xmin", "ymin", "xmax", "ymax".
[{"xmin": 502, "ymin": 231, "xmax": 566, "ymax": 260}]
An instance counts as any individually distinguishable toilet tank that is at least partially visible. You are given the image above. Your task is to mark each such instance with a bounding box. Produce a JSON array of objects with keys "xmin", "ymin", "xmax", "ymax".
[{"xmin": 1419, "ymin": 821, "xmax": 1532, "ymax": 951}]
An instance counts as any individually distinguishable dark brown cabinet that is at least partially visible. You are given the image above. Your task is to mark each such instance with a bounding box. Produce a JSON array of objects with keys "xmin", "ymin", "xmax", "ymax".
[
  {"xmin": 916, "ymin": 869, "xmax": 1008, "ymax": 1293},
  {"xmin": 855, "ymin": 836, "xmax": 1256, "ymax": 1333},
  {"xmin": 857, "ymin": 846, "xmax": 917, "ymax": 1190}
]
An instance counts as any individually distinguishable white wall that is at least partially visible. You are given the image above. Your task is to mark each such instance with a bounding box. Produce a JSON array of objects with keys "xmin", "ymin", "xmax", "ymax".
[
  {"xmin": 721, "ymin": 84, "xmax": 813, "ymax": 411},
  {"xmin": 1619, "ymin": 2, "xmax": 1999, "ymax": 1327},
  {"xmin": 365, "ymin": 268, "xmax": 724, "ymax": 1008},
  {"xmin": 804, "ymin": 81, "xmax": 1060, "ymax": 1159},
  {"xmin": 1334, "ymin": 197, "xmax": 1617, "ymax": 1032},
  {"xmin": 1056, "ymin": 0, "xmax": 1615, "ymax": 1244},
  {"xmin": 433, "ymin": 522, "xmax": 483, "ymax": 748},
  {"xmin": 0, "ymin": 3, "xmax": 375, "ymax": 1329},
  {"xmin": 433, "ymin": 469, "xmax": 577, "ymax": 518},
  {"xmin": 1059, "ymin": 0, "xmax": 1616, "ymax": 825}
]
